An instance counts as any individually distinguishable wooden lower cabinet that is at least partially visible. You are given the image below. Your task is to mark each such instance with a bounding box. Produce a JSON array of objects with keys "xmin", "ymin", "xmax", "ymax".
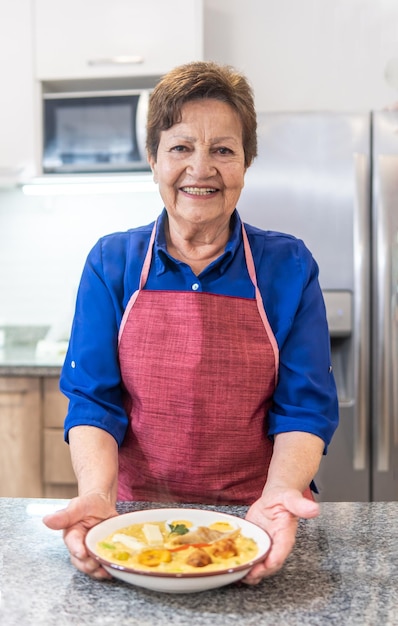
[
  {"xmin": 0, "ymin": 377, "xmax": 42, "ymax": 497},
  {"xmin": 0, "ymin": 375, "xmax": 77, "ymax": 498},
  {"xmin": 42, "ymin": 377, "xmax": 78, "ymax": 498}
]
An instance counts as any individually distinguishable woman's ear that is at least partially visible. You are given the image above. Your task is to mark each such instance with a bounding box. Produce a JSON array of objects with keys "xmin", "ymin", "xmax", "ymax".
[{"xmin": 147, "ymin": 152, "xmax": 158, "ymax": 183}]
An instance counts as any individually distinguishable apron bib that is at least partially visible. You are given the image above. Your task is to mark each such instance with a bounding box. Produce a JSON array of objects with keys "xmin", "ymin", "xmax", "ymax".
[{"xmin": 117, "ymin": 223, "xmax": 279, "ymax": 504}]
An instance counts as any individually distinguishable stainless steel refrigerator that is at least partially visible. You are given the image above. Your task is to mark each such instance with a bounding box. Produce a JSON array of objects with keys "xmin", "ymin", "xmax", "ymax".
[{"xmin": 237, "ymin": 111, "xmax": 398, "ymax": 501}]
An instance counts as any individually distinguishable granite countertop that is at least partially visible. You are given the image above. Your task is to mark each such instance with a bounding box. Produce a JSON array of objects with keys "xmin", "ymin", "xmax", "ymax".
[{"xmin": 1, "ymin": 499, "xmax": 397, "ymax": 626}]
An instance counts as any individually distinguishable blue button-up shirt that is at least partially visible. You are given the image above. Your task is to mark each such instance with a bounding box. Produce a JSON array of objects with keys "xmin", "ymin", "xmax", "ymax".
[{"xmin": 61, "ymin": 209, "xmax": 338, "ymax": 450}]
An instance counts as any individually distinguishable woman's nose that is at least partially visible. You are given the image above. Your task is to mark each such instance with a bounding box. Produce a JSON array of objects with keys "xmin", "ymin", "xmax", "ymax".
[{"xmin": 187, "ymin": 150, "xmax": 216, "ymax": 177}]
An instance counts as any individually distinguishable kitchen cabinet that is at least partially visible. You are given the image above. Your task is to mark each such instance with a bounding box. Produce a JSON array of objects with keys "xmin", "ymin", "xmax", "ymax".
[
  {"xmin": 204, "ymin": 0, "xmax": 398, "ymax": 112},
  {"xmin": 0, "ymin": 377, "xmax": 42, "ymax": 497},
  {"xmin": 42, "ymin": 377, "xmax": 77, "ymax": 498},
  {"xmin": 34, "ymin": 0, "xmax": 203, "ymax": 82},
  {"xmin": 0, "ymin": 376, "xmax": 77, "ymax": 498},
  {"xmin": 0, "ymin": 0, "xmax": 37, "ymax": 184}
]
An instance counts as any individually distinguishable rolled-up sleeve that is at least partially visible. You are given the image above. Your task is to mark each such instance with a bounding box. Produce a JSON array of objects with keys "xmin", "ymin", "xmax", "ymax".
[
  {"xmin": 61, "ymin": 237, "xmax": 130, "ymax": 446},
  {"xmin": 252, "ymin": 230, "xmax": 339, "ymax": 451}
]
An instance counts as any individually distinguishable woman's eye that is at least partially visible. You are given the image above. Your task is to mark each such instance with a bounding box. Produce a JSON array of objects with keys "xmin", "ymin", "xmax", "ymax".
[
  {"xmin": 170, "ymin": 145, "xmax": 188, "ymax": 152},
  {"xmin": 217, "ymin": 147, "xmax": 233, "ymax": 155}
]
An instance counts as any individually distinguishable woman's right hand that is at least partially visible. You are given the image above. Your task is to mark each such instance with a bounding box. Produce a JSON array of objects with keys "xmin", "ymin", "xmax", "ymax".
[{"xmin": 42, "ymin": 493, "xmax": 118, "ymax": 579}]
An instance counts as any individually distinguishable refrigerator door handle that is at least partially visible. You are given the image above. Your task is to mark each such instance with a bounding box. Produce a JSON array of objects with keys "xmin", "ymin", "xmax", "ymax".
[
  {"xmin": 393, "ymin": 240, "xmax": 398, "ymax": 448},
  {"xmin": 353, "ymin": 153, "xmax": 371, "ymax": 471},
  {"xmin": 374, "ymin": 155, "xmax": 398, "ymax": 471}
]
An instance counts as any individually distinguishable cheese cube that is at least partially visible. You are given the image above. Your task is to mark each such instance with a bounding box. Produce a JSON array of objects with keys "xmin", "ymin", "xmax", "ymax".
[{"xmin": 143, "ymin": 523, "xmax": 163, "ymax": 545}]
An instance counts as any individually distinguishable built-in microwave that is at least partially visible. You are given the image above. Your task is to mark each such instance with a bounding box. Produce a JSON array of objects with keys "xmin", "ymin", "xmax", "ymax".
[{"xmin": 42, "ymin": 89, "xmax": 151, "ymax": 174}]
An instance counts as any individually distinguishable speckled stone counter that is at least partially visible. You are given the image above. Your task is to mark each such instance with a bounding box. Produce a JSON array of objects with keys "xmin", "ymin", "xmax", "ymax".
[{"xmin": 1, "ymin": 499, "xmax": 397, "ymax": 626}]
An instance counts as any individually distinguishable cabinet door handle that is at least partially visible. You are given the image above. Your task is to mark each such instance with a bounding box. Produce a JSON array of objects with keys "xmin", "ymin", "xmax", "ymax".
[
  {"xmin": 87, "ymin": 55, "xmax": 144, "ymax": 66},
  {"xmin": 338, "ymin": 399, "xmax": 355, "ymax": 408}
]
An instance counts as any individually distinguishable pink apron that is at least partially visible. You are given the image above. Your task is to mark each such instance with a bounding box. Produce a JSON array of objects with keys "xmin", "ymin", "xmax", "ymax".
[{"xmin": 117, "ymin": 222, "xmax": 280, "ymax": 505}]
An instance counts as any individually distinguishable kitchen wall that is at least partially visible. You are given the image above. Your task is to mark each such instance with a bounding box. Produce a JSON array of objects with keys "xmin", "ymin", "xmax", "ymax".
[
  {"xmin": 1, "ymin": 0, "xmax": 398, "ymax": 330},
  {"xmin": 0, "ymin": 189, "xmax": 162, "ymax": 329}
]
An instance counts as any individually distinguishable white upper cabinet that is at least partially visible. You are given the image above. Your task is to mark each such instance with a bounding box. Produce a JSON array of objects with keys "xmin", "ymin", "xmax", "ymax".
[
  {"xmin": 34, "ymin": 0, "xmax": 203, "ymax": 81},
  {"xmin": 0, "ymin": 0, "xmax": 37, "ymax": 184},
  {"xmin": 204, "ymin": 0, "xmax": 398, "ymax": 112}
]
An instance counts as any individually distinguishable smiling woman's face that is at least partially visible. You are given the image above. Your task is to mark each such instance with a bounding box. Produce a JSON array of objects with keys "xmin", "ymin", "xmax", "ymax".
[{"xmin": 148, "ymin": 98, "xmax": 246, "ymax": 231}]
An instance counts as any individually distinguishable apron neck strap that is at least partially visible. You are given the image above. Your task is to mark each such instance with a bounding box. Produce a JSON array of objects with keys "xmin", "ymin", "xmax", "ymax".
[
  {"xmin": 241, "ymin": 224, "xmax": 259, "ymax": 288},
  {"xmin": 139, "ymin": 220, "xmax": 157, "ymax": 289}
]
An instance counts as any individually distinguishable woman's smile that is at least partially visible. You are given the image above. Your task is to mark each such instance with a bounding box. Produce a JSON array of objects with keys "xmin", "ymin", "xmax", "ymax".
[{"xmin": 179, "ymin": 186, "xmax": 219, "ymax": 196}]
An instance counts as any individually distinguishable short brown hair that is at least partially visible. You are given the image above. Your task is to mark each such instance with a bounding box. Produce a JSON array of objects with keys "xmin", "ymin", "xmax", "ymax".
[{"xmin": 146, "ymin": 61, "xmax": 257, "ymax": 168}]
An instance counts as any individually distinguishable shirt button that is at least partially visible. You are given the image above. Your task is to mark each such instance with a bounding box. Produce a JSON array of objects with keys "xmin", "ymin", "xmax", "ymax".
[
  {"xmin": 191, "ymin": 283, "xmax": 200, "ymax": 291},
  {"xmin": 71, "ymin": 360, "xmax": 76, "ymax": 368}
]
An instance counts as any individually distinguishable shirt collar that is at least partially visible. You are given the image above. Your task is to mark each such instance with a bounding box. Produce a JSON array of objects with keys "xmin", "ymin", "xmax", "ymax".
[{"xmin": 153, "ymin": 208, "xmax": 243, "ymax": 276}]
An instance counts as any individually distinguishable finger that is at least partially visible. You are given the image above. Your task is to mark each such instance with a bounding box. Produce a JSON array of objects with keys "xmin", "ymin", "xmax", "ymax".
[
  {"xmin": 66, "ymin": 530, "xmax": 110, "ymax": 579},
  {"xmin": 284, "ymin": 492, "xmax": 320, "ymax": 519},
  {"xmin": 91, "ymin": 568, "xmax": 113, "ymax": 580},
  {"xmin": 242, "ymin": 549, "xmax": 287, "ymax": 584},
  {"xmin": 243, "ymin": 518, "xmax": 298, "ymax": 584},
  {"xmin": 244, "ymin": 549, "xmax": 285, "ymax": 582},
  {"xmin": 242, "ymin": 561, "xmax": 268, "ymax": 584},
  {"xmin": 64, "ymin": 527, "xmax": 88, "ymax": 560},
  {"xmin": 42, "ymin": 508, "xmax": 72, "ymax": 530},
  {"xmin": 69, "ymin": 552, "xmax": 112, "ymax": 579}
]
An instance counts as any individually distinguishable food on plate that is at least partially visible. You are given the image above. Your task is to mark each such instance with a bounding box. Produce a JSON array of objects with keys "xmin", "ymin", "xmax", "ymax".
[
  {"xmin": 96, "ymin": 517, "xmax": 258, "ymax": 573},
  {"xmin": 185, "ymin": 548, "xmax": 212, "ymax": 568},
  {"xmin": 138, "ymin": 549, "xmax": 172, "ymax": 567},
  {"xmin": 209, "ymin": 537, "xmax": 239, "ymax": 559}
]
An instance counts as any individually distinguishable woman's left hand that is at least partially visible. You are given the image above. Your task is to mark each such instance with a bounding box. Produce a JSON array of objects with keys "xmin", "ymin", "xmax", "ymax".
[{"xmin": 242, "ymin": 488, "xmax": 320, "ymax": 584}]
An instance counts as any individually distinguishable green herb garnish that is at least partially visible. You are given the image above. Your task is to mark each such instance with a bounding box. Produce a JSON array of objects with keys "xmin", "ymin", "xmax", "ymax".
[{"xmin": 168, "ymin": 523, "xmax": 189, "ymax": 536}]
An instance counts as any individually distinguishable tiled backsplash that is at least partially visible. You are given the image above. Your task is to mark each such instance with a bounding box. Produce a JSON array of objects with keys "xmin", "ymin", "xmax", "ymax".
[{"xmin": 0, "ymin": 187, "xmax": 162, "ymax": 330}]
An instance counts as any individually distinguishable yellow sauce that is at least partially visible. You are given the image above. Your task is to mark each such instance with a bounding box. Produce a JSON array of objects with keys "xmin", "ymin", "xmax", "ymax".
[{"xmin": 96, "ymin": 520, "xmax": 258, "ymax": 574}]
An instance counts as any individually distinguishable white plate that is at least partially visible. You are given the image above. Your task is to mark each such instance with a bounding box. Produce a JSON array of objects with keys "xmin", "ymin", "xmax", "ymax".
[{"xmin": 85, "ymin": 507, "xmax": 271, "ymax": 593}]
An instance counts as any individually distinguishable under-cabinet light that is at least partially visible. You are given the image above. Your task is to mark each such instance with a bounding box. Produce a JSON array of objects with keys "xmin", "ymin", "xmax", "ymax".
[{"xmin": 22, "ymin": 174, "xmax": 157, "ymax": 196}]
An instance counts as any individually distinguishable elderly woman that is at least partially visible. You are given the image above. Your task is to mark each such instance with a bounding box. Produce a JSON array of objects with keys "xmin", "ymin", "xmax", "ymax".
[{"xmin": 44, "ymin": 61, "xmax": 338, "ymax": 584}]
